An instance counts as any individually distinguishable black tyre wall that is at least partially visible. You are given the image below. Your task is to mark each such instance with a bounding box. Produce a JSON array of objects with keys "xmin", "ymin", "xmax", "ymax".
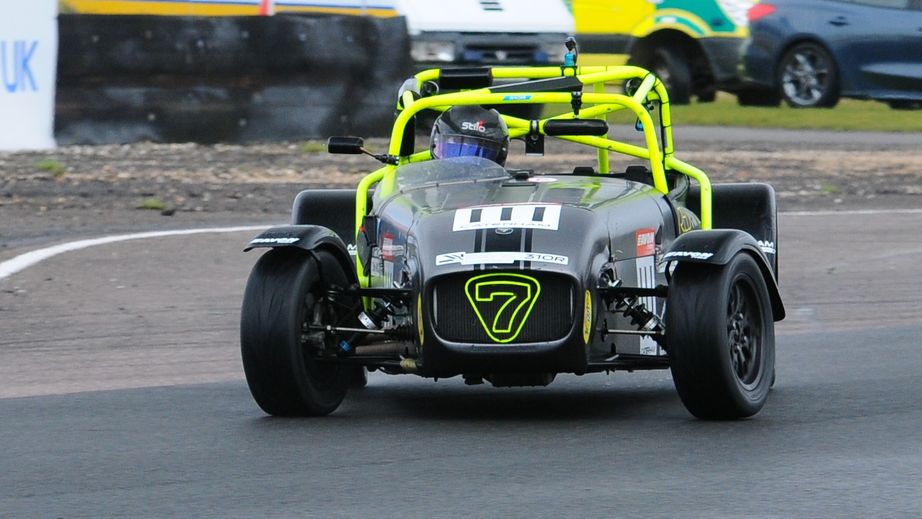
[
  {"xmin": 666, "ymin": 253, "xmax": 775, "ymax": 419},
  {"xmin": 240, "ymin": 249, "xmax": 353, "ymax": 416}
]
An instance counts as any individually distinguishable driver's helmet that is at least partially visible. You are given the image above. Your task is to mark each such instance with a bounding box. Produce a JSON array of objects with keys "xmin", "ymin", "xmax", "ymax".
[{"xmin": 430, "ymin": 106, "xmax": 509, "ymax": 166}]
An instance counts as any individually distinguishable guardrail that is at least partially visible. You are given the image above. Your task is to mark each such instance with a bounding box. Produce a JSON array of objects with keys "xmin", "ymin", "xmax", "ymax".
[{"xmin": 55, "ymin": 14, "xmax": 411, "ymax": 144}]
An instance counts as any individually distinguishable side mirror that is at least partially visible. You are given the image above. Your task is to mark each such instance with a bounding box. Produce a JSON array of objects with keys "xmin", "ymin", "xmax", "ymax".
[
  {"xmin": 543, "ymin": 119, "xmax": 608, "ymax": 136},
  {"xmin": 328, "ymin": 136, "xmax": 364, "ymax": 154}
]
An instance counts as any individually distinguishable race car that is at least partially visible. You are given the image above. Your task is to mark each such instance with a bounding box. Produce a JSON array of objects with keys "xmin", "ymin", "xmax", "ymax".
[{"xmin": 240, "ymin": 41, "xmax": 785, "ymax": 419}]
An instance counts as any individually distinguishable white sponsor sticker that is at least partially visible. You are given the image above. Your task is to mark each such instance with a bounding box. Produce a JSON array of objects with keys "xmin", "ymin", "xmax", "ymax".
[
  {"xmin": 636, "ymin": 255, "xmax": 665, "ymax": 356},
  {"xmin": 453, "ymin": 204, "xmax": 561, "ymax": 231},
  {"xmin": 663, "ymin": 250, "xmax": 714, "ymax": 261},
  {"xmin": 249, "ymin": 237, "xmax": 299, "ymax": 245},
  {"xmin": 435, "ymin": 251, "xmax": 569, "ymax": 266},
  {"xmin": 758, "ymin": 240, "xmax": 776, "ymax": 255}
]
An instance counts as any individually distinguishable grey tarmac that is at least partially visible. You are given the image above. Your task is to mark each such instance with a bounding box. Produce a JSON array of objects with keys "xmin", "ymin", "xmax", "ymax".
[{"xmin": 1, "ymin": 128, "xmax": 921, "ymax": 516}]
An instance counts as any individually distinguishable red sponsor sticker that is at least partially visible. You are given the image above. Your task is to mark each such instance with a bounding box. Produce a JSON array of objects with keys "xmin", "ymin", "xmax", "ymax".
[{"xmin": 636, "ymin": 228, "xmax": 656, "ymax": 257}]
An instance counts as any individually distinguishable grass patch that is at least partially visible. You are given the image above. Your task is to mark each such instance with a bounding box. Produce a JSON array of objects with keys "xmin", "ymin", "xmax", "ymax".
[
  {"xmin": 301, "ymin": 140, "xmax": 327, "ymax": 154},
  {"xmin": 820, "ymin": 183, "xmax": 841, "ymax": 194},
  {"xmin": 545, "ymin": 87, "xmax": 921, "ymax": 132},
  {"xmin": 137, "ymin": 198, "xmax": 168, "ymax": 211},
  {"xmin": 669, "ymin": 93, "xmax": 922, "ymax": 132},
  {"xmin": 36, "ymin": 159, "xmax": 65, "ymax": 178}
]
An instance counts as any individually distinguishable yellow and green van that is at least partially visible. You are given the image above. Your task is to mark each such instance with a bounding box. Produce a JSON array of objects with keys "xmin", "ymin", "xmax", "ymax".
[{"xmin": 569, "ymin": 0, "xmax": 755, "ymax": 103}]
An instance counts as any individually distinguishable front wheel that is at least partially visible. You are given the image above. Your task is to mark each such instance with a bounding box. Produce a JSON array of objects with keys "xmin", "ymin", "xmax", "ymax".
[
  {"xmin": 666, "ymin": 253, "xmax": 775, "ymax": 419},
  {"xmin": 240, "ymin": 249, "xmax": 356, "ymax": 416}
]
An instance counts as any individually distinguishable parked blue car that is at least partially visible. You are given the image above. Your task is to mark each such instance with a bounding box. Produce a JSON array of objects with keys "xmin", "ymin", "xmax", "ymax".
[{"xmin": 738, "ymin": 0, "xmax": 922, "ymax": 108}]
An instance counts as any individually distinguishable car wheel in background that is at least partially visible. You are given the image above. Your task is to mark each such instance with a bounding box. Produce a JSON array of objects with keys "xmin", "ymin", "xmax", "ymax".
[
  {"xmin": 666, "ymin": 253, "xmax": 775, "ymax": 419},
  {"xmin": 778, "ymin": 42, "xmax": 839, "ymax": 108},
  {"xmin": 633, "ymin": 46, "xmax": 692, "ymax": 105},
  {"xmin": 241, "ymin": 249, "xmax": 354, "ymax": 416}
]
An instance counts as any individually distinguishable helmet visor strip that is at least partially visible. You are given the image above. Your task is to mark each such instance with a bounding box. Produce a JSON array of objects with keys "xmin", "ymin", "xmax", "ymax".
[{"xmin": 435, "ymin": 135, "xmax": 505, "ymax": 163}]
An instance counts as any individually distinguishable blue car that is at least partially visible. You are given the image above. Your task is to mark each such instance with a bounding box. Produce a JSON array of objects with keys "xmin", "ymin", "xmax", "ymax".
[{"xmin": 738, "ymin": 0, "xmax": 922, "ymax": 108}]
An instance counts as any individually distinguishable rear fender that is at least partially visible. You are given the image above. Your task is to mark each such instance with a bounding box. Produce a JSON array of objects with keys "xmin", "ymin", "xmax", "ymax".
[
  {"xmin": 664, "ymin": 229, "xmax": 785, "ymax": 321},
  {"xmin": 245, "ymin": 225, "xmax": 357, "ymax": 284}
]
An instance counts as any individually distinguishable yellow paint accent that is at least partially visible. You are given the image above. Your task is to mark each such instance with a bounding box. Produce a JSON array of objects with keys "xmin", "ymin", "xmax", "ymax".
[
  {"xmin": 465, "ymin": 273, "xmax": 541, "ymax": 344},
  {"xmin": 60, "ymin": 0, "xmax": 398, "ymax": 17},
  {"xmin": 573, "ymin": 0, "xmax": 652, "ymax": 35},
  {"xmin": 275, "ymin": 6, "xmax": 398, "ymax": 17},
  {"xmin": 62, "ymin": 0, "xmax": 258, "ymax": 15},
  {"xmin": 583, "ymin": 290, "xmax": 593, "ymax": 344},
  {"xmin": 417, "ymin": 294, "xmax": 424, "ymax": 346},
  {"xmin": 580, "ymin": 54, "xmax": 629, "ymax": 67}
]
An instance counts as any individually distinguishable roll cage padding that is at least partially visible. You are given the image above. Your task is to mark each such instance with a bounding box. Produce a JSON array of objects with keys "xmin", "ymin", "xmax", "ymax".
[{"xmin": 664, "ymin": 229, "xmax": 785, "ymax": 321}]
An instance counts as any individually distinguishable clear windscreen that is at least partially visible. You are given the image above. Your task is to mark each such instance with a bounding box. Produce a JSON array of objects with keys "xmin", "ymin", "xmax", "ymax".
[{"xmin": 394, "ymin": 156, "xmax": 507, "ymax": 189}]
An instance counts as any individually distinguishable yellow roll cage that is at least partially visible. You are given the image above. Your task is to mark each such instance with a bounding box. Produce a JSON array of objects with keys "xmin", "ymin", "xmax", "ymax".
[{"xmin": 354, "ymin": 65, "xmax": 713, "ymax": 283}]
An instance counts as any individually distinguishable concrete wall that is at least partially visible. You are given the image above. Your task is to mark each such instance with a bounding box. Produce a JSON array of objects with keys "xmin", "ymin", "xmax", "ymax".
[{"xmin": 55, "ymin": 14, "xmax": 411, "ymax": 144}]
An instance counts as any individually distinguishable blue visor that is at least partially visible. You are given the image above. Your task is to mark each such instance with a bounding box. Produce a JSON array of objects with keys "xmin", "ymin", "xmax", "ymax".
[{"xmin": 435, "ymin": 135, "xmax": 504, "ymax": 162}]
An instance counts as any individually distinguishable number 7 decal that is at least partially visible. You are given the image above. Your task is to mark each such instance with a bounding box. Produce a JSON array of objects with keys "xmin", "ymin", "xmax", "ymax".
[{"xmin": 465, "ymin": 273, "xmax": 541, "ymax": 343}]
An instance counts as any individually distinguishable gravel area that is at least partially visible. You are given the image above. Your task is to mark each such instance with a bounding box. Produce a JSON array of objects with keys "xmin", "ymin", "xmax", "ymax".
[{"xmin": 2, "ymin": 132, "xmax": 921, "ymax": 252}]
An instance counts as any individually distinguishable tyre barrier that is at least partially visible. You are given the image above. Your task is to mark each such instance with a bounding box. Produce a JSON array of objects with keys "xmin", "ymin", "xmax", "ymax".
[{"xmin": 55, "ymin": 14, "xmax": 412, "ymax": 144}]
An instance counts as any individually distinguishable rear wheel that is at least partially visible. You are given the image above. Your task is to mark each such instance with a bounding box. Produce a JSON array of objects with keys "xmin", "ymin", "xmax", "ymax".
[
  {"xmin": 666, "ymin": 253, "xmax": 775, "ymax": 419},
  {"xmin": 241, "ymin": 249, "xmax": 356, "ymax": 416}
]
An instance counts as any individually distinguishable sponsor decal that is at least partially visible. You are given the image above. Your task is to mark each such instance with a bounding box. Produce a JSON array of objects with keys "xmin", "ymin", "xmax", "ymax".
[
  {"xmin": 583, "ymin": 290, "xmax": 593, "ymax": 344},
  {"xmin": 758, "ymin": 240, "xmax": 776, "ymax": 255},
  {"xmin": 249, "ymin": 237, "xmax": 299, "ymax": 245},
  {"xmin": 465, "ymin": 273, "xmax": 541, "ymax": 343},
  {"xmin": 436, "ymin": 251, "xmax": 569, "ymax": 266},
  {"xmin": 677, "ymin": 210, "xmax": 695, "ymax": 233},
  {"xmin": 663, "ymin": 250, "xmax": 714, "ymax": 261},
  {"xmin": 636, "ymin": 228, "xmax": 656, "ymax": 257},
  {"xmin": 503, "ymin": 95, "xmax": 532, "ymax": 101},
  {"xmin": 529, "ymin": 176, "xmax": 558, "ymax": 183},
  {"xmin": 461, "ymin": 120, "xmax": 487, "ymax": 133},
  {"xmin": 453, "ymin": 204, "xmax": 561, "ymax": 231},
  {"xmin": 347, "ymin": 243, "xmax": 357, "ymax": 256},
  {"xmin": 380, "ymin": 232, "xmax": 404, "ymax": 260},
  {"xmin": 636, "ymin": 255, "xmax": 664, "ymax": 356}
]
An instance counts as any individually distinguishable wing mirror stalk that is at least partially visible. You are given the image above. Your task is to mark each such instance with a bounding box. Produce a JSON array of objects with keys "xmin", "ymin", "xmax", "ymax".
[{"xmin": 327, "ymin": 137, "xmax": 398, "ymax": 165}]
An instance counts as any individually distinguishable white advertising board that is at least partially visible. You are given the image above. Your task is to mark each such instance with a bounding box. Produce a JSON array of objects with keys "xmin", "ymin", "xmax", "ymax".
[{"xmin": 0, "ymin": 1, "xmax": 57, "ymax": 150}]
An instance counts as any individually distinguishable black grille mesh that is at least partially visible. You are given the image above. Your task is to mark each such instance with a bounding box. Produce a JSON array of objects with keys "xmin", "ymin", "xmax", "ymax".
[{"xmin": 433, "ymin": 272, "xmax": 574, "ymax": 344}]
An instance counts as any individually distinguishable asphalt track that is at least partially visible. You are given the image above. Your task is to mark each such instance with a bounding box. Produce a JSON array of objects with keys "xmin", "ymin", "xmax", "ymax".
[{"xmin": 2, "ymin": 206, "xmax": 922, "ymax": 517}]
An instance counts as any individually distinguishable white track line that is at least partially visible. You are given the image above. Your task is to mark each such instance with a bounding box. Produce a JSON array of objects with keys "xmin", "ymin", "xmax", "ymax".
[{"xmin": 0, "ymin": 225, "xmax": 269, "ymax": 281}]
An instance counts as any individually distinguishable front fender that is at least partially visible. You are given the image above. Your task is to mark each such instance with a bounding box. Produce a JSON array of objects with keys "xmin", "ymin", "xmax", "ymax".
[
  {"xmin": 245, "ymin": 225, "xmax": 357, "ymax": 284},
  {"xmin": 664, "ymin": 229, "xmax": 785, "ymax": 321}
]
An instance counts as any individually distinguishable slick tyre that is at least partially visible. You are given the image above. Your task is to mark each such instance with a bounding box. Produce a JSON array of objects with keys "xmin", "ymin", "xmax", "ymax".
[
  {"xmin": 241, "ymin": 249, "xmax": 354, "ymax": 416},
  {"xmin": 666, "ymin": 253, "xmax": 775, "ymax": 419}
]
